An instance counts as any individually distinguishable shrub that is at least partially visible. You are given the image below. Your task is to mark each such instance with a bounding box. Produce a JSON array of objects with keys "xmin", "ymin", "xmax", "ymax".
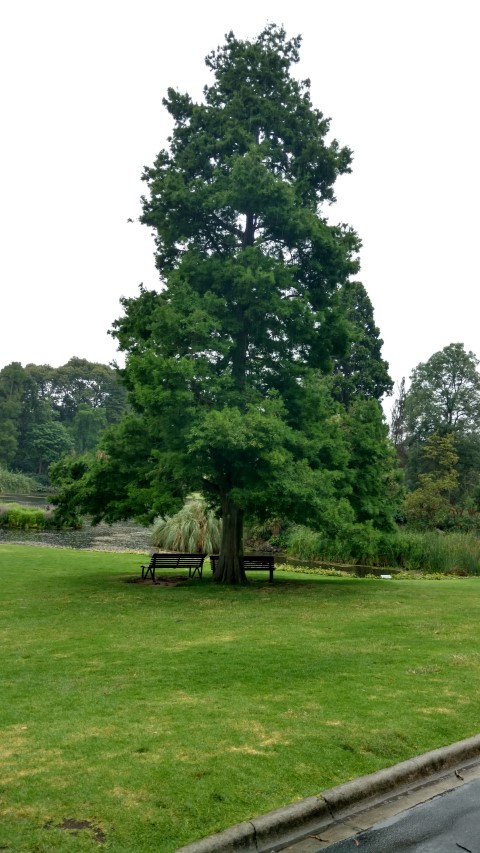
[
  {"xmin": 0, "ymin": 503, "xmax": 46, "ymax": 529},
  {"xmin": 276, "ymin": 563, "xmax": 352, "ymax": 578},
  {"xmin": 0, "ymin": 502, "xmax": 64, "ymax": 530},
  {"xmin": 245, "ymin": 517, "xmax": 290, "ymax": 549}
]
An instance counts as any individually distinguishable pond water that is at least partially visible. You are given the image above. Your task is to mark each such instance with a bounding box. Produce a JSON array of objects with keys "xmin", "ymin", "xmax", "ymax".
[
  {"xmin": 1, "ymin": 493, "xmax": 50, "ymax": 507},
  {"xmin": 0, "ymin": 494, "xmax": 153, "ymax": 553},
  {"xmin": 0, "ymin": 521, "xmax": 153, "ymax": 552}
]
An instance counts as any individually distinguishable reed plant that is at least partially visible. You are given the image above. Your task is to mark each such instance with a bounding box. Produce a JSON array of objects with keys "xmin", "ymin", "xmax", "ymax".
[
  {"xmin": 286, "ymin": 524, "xmax": 480, "ymax": 575},
  {"xmin": 0, "ymin": 465, "xmax": 39, "ymax": 494}
]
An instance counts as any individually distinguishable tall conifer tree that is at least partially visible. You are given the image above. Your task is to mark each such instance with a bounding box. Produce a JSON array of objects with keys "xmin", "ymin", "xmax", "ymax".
[
  {"xmin": 112, "ymin": 26, "xmax": 362, "ymax": 582},
  {"xmin": 52, "ymin": 27, "xmax": 398, "ymax": 582}
]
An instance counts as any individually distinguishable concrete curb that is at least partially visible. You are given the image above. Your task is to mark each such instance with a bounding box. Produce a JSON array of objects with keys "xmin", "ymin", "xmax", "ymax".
[{"xmin": 176, "ymin": 734, "xmax": 480, "ymax": 853}]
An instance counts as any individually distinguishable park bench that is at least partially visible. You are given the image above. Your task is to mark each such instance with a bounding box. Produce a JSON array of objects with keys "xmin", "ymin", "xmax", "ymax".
[
  {"xmin": 209, "ymin": 554, "xmax": 275, "ymax": 583},
  {"xmin": 141, "ymin": 552, "xmax": 207, "ymax": 582}
]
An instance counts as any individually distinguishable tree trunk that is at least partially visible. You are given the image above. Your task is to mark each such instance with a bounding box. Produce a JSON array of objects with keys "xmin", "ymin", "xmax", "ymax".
[{"xmin": 213, "ymin": 494, "xmax": 246, "ymax": 584}]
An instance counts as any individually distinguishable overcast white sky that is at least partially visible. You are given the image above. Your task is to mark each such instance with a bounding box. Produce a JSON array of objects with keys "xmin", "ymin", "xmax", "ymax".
[{"xmin": 1, "ymin": 0, "xmax": 479, "ymax": 400}]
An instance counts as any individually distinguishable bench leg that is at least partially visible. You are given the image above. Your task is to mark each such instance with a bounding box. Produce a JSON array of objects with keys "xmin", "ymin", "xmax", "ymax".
[
  {"xmin": 189, "ymin": 566, "xmax": 203, "ymax": 579},
  {"xmin": 142, "ymin": 566, "xmax": 155, "ymax": 583}
]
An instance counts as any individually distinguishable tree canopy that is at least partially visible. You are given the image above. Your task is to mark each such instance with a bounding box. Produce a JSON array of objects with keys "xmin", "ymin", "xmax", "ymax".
[
  {"xmin": 405, "ymin": 343, "xmax": 480, "ymax": 438},
  {"xmin": 402, "ymin": 343, "xmax": 480, "ymax": 501}
]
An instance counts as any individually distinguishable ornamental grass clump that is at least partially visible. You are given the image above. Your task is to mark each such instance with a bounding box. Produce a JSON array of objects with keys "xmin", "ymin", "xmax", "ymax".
[{"xmin": 151, "ymin": 498, "xmax": 222, "ymax": 553}]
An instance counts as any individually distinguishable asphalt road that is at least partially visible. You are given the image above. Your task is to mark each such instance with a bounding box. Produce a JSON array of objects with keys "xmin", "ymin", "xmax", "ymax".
[{"xmin": 320, "ymin": 775, "xmax": 480, "ymax": 852}]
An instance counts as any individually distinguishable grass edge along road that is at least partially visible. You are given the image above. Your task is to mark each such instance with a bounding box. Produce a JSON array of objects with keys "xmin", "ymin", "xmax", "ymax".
[{"xmin": 1, "ymin": 544, "xmax": 480, "ymax": 852}]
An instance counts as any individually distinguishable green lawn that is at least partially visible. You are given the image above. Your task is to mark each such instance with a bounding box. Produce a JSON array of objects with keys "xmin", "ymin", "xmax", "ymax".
[{"xmin": 2, "ymin": 545, "xmax": 480, "ymax": 852}]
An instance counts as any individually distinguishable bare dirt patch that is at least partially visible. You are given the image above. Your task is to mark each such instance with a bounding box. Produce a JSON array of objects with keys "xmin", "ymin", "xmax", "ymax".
[{"xmin": 45, "ymin": 818, "xmax": 106, "ymax": 844}]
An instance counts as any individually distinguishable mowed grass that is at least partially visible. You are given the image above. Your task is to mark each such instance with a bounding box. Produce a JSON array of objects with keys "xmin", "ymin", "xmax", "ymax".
[{"xmin": 2, "ymin": 547, "xmax": 480, "ymax": 852}]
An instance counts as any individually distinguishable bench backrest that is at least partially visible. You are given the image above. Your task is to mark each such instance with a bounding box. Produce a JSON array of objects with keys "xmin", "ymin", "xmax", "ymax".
[
  {"xmin": 243, "ymin": 556, "xmax": 275, "ymax": 569},
  {"xmin": 210, "ymin": 555, "xmax": 275, "ymax": 570},
  {"xmin": 149, "ymin": 553, "xmax": 206, "ymax": 567}
]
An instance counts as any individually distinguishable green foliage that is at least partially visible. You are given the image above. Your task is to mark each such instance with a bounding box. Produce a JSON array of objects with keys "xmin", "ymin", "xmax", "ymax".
[
  {"xmin": 389, "ymin": 530, "xmax": 480, "ymax": 575},
  {"xmin": 27, "ymin": 422, "xmax": 74, "ymax": 474},
  {"xmin": 25, "ymin": 357, "xmax": 128, "ymax": 426},
  {"xmin": 0, "ymin": 361, "xmax": 32, "ymax": 466},
  {"xmin": 330, "ymin": 281, "xmax": 393, "ymax": 406},
  {"xmin": 277, "ymin": 563, "xmax": 353, "ymax": 578},
  {"xmin": 114, "ymin": 26, "xmax": 361, "ymax": 559},
  {"xmin": 0, "ymin": 358, "xmax": 128, "ymax": 478},
  {"xmin": 71, "ymin": 403, "xmax": 108, "ymax": 453},
  {"xmin": 151, "ymin": 497, "xmax": 222, "ymax": 553},
  {"xmin": 404, "ymin": 432, "xmax": 459, "ymax": 528},
  {"xmin": 286, "ymin": 524, "xmax": 352, "ymax": 564},
  {"xmin": 48, "ymin": 454, "xmax": 94, "ymax": 527},
  {"xmin": 403, "ymin": 344, "xmax": 480, "ymax": 505},
  {"xmin": 343, "ymin": 399, "xmax": 403, "ymax": 530},
  {"xmin": 0, "ymin": 503, "xmax": 54, "ymax": 529},
  {"xmin": 245, "ymin": 516, "xmax": 289, "ymax": 549},
  {"xmin": 286, "ymin": 522, "xmax": 480, "ymax": 575},
  {"xmin": 0, "ymin": 465, "xmax": 39, "ymax": 494},
  {"xmin": 389, "ymin": 377, "xmax": 408, "ymax": 468},
  {"xmin": 405, "ymin": 343, "xmax": 480, "ymax": 438}
]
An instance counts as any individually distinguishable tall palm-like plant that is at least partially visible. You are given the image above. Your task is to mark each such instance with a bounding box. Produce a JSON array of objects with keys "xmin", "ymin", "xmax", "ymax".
[{"xmin": 151, "ymin": 498, "xmax": 222, "ymax": 553}]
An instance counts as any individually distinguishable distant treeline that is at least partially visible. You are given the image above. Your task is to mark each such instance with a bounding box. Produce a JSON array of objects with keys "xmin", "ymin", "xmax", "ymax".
[{"xmin": 0, "ymin": 358, "xmax": 128, "ymax": 478}]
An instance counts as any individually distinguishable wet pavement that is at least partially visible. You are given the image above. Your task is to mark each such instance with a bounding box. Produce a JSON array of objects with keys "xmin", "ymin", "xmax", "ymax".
[
  {"xmin": 317, "ymin": 775, "xmax": 480, "ymax": 851},
  {"xmin": 279, "ymin": 763, "xmax": 480, "ymax": 853}
]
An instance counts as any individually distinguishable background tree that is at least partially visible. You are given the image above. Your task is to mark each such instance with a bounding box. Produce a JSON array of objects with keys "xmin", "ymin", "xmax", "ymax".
[
  {"xmin": 52, "ymin": 25, "xmax": 396, "ymax": 582},
  {"xmin": 0, "ymin": 362, "xmax": 29, "ymax": 467},
  {"xmin": 405, "ymin": 343, "xmax": 480, "ymax": 438},
  {"xmin": 0, "ymin": 358, "xmax": 128, "ymax": 478},
  {"xmin": 403, "ymin": 432, "xmax": 459, "ymax": 528},
  {"xmin": 71, "ymin": 404, "xmax": 108, "ymax": 453},
  {"xmin": 404, "ymin": 343, "xmax": 480, "ymax": 500},
  {"xmin": 27, "ymin": 422, "xmax": 74, "ymax": 475},
  {"xmin": 389, "ymin": 377, "xmax": 408, "ymax": 467},
  {"xmin": 26, "ymin": 358, "xmax": 127, "ymax": 427}
]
